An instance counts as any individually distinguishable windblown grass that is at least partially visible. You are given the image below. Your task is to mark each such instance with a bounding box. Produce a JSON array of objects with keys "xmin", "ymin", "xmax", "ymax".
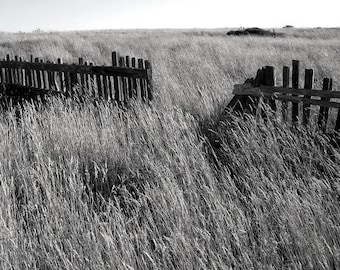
[{"xmin": 0, "ymin": 28, "xmax": 339, "ymax": 269}]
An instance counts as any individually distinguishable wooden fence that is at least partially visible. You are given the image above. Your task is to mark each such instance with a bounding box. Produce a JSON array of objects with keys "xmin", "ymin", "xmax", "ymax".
[
  {"xmin": 0, "ymin": 52, "xmax": 153, "ymax": 104},
  {"xmin": 228, "ymin": 60, "xmax": 339, "ymax": 132}
]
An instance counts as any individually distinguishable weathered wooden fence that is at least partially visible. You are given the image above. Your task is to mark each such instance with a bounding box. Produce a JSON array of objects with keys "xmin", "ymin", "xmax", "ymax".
[
  {"xmin": 228, "ymin": 60, "xmax": 339, "ymax": 132},
  {"xmin": 0, "ymin": 52, "xmax": 153, "ymax": 104}
]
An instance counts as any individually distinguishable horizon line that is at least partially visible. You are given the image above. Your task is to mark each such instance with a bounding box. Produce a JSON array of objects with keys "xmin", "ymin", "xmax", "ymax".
[{"xmin": 1, "ymin": 26, "xmax": 340, "ymax": 34}]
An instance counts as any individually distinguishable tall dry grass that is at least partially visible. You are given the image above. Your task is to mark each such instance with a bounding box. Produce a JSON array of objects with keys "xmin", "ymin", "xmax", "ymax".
[{"xmin": 0, "ymin": 28, "xmax": 339, "ymax": 269}]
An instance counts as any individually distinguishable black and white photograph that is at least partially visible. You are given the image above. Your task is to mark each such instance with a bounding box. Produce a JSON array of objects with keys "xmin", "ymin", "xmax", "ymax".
[{"xmin": 0, "ymin": 0, "xmax": 339, "ymax": 269}]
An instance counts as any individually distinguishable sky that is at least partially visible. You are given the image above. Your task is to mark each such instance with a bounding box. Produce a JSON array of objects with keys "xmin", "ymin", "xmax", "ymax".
[{"xmin": 0, "ymin": 0, "xmax": 339, "ymax": 32}]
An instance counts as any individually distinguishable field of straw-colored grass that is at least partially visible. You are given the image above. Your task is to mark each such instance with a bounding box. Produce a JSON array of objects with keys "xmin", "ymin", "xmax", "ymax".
[{"xmin": 0, "ymin": 28, "xmax": 340, "ymax": 269}]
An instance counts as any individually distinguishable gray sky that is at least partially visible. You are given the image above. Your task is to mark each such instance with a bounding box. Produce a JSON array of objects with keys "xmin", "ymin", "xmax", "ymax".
[{"xmin": 0, "ymin": 0, "xmax": 339, "ymax": 32}]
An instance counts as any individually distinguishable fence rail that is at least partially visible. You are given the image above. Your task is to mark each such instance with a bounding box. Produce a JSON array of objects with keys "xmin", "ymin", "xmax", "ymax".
[
  {"xmin": 233, "ymin": 84, "xmax": 340, "ymax": 108},
  {"xmin": 0, "ymin": 52, "xmax": 153, "ymax": 104},
  {"xmin": 228, "ymin": 60, "xmax": 339, "ymax": 131}
]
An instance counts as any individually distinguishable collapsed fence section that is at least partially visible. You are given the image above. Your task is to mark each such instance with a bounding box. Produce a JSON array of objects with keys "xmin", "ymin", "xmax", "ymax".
[
  {"xmin": 228, "ymin": 60, "xmax": 339, "ymax": 132},
  {"xmin": 0, "ymin": 52, "xmax": 153, "ymax": 104}
]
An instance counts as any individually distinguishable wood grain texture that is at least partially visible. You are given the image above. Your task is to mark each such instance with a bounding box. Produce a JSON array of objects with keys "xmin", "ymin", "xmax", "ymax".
[
  {"xmin": 303, "ymin": 69, "xmax": 313, "ymax": 125},
  {"xmin": 282, "ymin": 66, "xmax": 290, "ymax": 122},
  {"xmin": 131, "ymin": 57, "xmax": 138, "ymax": 99},
  {"xmin": 233, "ymin": 84, "xmax": 340, "ymax": 99},
  {"xmin": 233, "ymin": 88, "xmax": 340, "ymax": 109},
  {"xmin": 138, "ymin": 59, "xmax": 146, "ymax": 100},
  {"xmin": 317, "ymin": 78, "xmax": 332, "ymax": 131},
  {"xmin": 145, "ymin": 60, "xmax": 153, "ymax": 101},
  {"xmin": 119, "ymin": 57, "xmax": 128, "ymax": 104},
  {"xmin": 112, "ymin": 52, "xmax": 121, "ymax": 102},
  {"xmin": 292, "ymin": 60, "xmax": 300, "ymax": 124},
  {"xmin": 0, "ymin": 60, "xmax": 148, "ymax": 78},
  {"xmin": 264, "ymin": 66, "xmax": 276, "ymax": 111}
]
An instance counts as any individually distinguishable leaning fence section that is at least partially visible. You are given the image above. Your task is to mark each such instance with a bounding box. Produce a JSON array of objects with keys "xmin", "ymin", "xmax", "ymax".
[
  {"xmin": 229, "ymin": 60, "xmax": 339, "ymax": 132},
  {"xmin": 0, "ymin": 52, "xmax": 153, "ymax": 103}
]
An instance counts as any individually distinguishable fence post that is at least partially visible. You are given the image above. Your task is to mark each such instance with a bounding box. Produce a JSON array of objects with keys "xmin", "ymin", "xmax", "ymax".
[
  {"xmin": 119, "ymin": 57, "xmax": 128, "ymax": 104},
  {"xmin": 145, "ymin": 60, "xmax": 153, "ymax": 101},
  {"xmin": 102, "ymin": 73, "xmax": 109, "ymax": 100},
  {"xmin": 26, "ymin": 57, "xmax": 32, "ymax": 87},
  {"xmin": 30, "ymin": 55, "xmax": 35, "ymax": 87},
  {"xmin": 84, "ymin": 61, "xmax": 91, "ymax": 96},
  {"xmin": 101, "ymin": 56, "xmax": 109, "ymax": 100},
  {"xmin": 40, "ymin": 59, "xmax": 48, "ymax": 89},
  {"xmin": 35, "ymin": 57, "xmax": 42, "ymax": 88},
  {"xmin": 78, "ymin": 58, "xmax": 85, "ymax": 94},
  {"xmin": 29, "ymin": 55, "xmax": 34, "ymax": 87},
  {"xmin": 126, "ymin": 55, "xmax": 133, "ymax": 99},
  {"xmin": 264, "ymin": 66, "xmax": 276, "ymax": 111},
  {"xmin": 112, "ymin": 52, "xmax": 120, "ymax": 102},
  {"xmin": 95, "ymin": 68, "xmax": 102, "ymax": 99},
  {"xmin": 0, "ymin": 62, "xmax": 4, "ymax": 84},
  {"xmin": 70, "ymin": 65, "xmax": 78, "ymax": 96},
  {"xmin": 257, "ymin": 67, "xmax": 266, "ymax": 118},
  {"xmin": 131, "ymin": 57, "xmax": 138, "ymax": 99},
  {"xmin": 138, "ymin": 59, "xmax": 146, "ymax": 101},
  {"xmin": 6, "ymin": 55, "xmax": 12, "ymax": 84},
  {"xmin": 282, "ymin": 66, "xmax": 290, "ymax": 122},
  {"xmin": 292, "ymin": 60, "xmax": 300, "ymax": 125},
  {"xmin": 14, "ymin": 56, "xmax": 19, "ymax": 84},
  {"xmin": 89, "ymin": 62, "xmax": 95, "ymax": 97},
  {"xmin": 57, "ymin": 58, "xmax": 64, "ymax": 92},
  {"xmin": 335, "ymin": 87, "xmax": 340, "ymax": 131},
  {"xmin": 318, "ymin": 78, "xmax": 332, "ymax": 131},
  {"xmin": 46, "ymin": 61, "xmax": 53, "ymax": 90},
  {"xmin": 325, "ymin": 79, "xmax": 333, "ymax": 125},
  {"xmin": 303, "ymin": 69, "xmax": 313, "ymax": 125},
  {"xmin": 19, "ymin": 57, "xmax": 26, "ymax": 86}
]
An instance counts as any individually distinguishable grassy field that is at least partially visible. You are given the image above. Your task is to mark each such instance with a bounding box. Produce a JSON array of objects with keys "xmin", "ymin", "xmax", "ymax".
[{"xmin": 0, "ymin": 28, "xmax": 340, "ymax": 269}]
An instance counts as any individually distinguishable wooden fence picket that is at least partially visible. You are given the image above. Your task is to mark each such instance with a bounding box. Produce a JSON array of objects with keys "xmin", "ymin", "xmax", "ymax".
[
  {"xmin": 282, "ymin": 66, "xmax": 290, "ymax": 122},
  {"xmin": 264, "ymin": 66, "xmax": 276, "ymax": 111},
  {"xmin": 131, "ymin": 57, "xmax": 138, "ymax": 99},
  {"xmin": 303, "ymin": 69, "xmax": 313, "ymax": 125},
  {"xmin": 138, "ymin": 58, "xmax": 146, "ymax": 101},
  {"xmin": 119, "ymin": 56, "xmax": 128, "ymax": 104},
  {"xmin": 317, "ymin": 78, "xmax": 332, "ymax": 131},
  {"xmin": 145, "ymin": 60, "xmax": 153, "ymax": 101},
  {"xmin": 335, "ymin": 94, "xmax": 340, "ymax": 131},
  {"xmin": 292, "ymin": 60, "xmax": 299, "ymax": 124},
  {"xmin": 112, "ymin": 51, "xmax": 121, "ymax": 102}
]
